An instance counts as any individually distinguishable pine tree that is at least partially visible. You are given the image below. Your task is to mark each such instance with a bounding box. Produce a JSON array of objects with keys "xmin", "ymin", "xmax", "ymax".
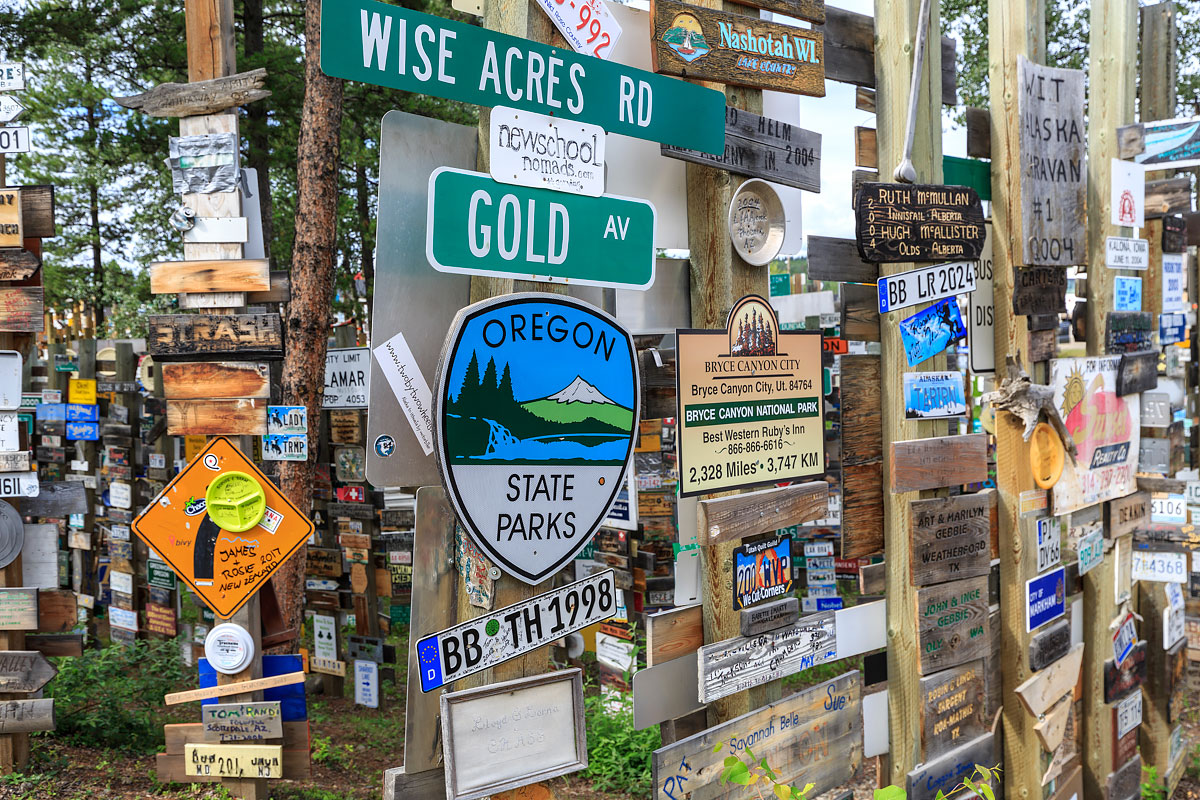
[
  {"xmin": 457, "ymin": 351, "xmax": 481, "ymax": 407},
  {"xmin": 499, "ymin": 362, "xmax": 515, "ymax": 405},
  {"xmin": 482, "ymin": 356, "xmax": 499, "ymax": 395}
]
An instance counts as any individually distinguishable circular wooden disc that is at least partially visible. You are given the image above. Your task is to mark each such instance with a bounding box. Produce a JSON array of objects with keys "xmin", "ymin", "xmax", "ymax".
[
  {"xmin": 1030, "ymin": 421, "xmax": 1065, "ymax": 489},
  {"xmin": 0, "ymin": 500, "xmax": 23, "ymax": 569}
]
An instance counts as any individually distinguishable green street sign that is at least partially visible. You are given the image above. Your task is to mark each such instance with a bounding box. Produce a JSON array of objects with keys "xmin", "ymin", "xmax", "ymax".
[
  {"xmin": 321, "ymin": 0, "xmax": 725, "ymax": 154},
  {"xmin": 427, "ymin": 167, "xmax": 656, "ymax": 290},
  {"xmin": 147, "ymin": 560, "xmax": 176, "ymax": 590}
]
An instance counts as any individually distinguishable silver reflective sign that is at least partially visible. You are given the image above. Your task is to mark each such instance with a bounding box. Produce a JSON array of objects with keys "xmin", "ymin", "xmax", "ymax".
[{"xmin": 366, "ymin": 111, "xmax": 477, "ymax": 488}]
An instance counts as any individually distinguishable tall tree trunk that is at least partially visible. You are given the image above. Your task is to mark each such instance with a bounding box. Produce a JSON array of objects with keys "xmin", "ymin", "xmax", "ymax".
[
  {"xmin": 242, "ymin": 0, "xmax": 274, "ymax": 264},
  {"xmin": 85, "ymin": 60, "xmax": 104, "ymax": 333},
  {"xmin": 271, "ymin": 0, "xmax": 343, "ymax": 647},
  {"xmin": 355, "ymin": 151, "xmax": 373, "ymax": 337}
]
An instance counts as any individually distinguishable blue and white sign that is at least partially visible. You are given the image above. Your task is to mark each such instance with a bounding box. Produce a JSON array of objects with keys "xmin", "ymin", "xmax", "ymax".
[
  {"xmin": 898, "ymin": 298, "xmax": 966, "ymax": 367},
  {"xmin": 66, "ymin": 421, "xmax": 99, "ymax": 441},
  {"xmin": 1160, "ymin": 312, "xmax": 1187, "ymax": 345},
  {"xmin": 35, "ymin": 403, "xmax": 64, "ymax": 421},
  {"xmin": 66, "ymin": 404, "xmax": 99, "ymax": 422},
  {"xmin": 602, "ymin": 469, "xmax": 638, "ymax": 531},
  {"xmin": 902, "ymin": 371, "xmax": 967, "ymax": 419},
  {"xmin": 1162, "ymin": 252, "xmax": 1186, "ymax": 313},
  {"xmin": 1036, "ymin": 516, "xmax": 1061, "ymax": 573},
  {"xmin": 267, "ymin": 405, "xmax": 307, "ymax": 435},
  {"xmin": 435, "ymin": 293, "xmax": 639, "ymax": 584},
  {"xmin": 1025, "ymin": 566, "xmax": 1066, "ymax": 632},
  {"xmin": 354, "ymin": 659, "xmax": 379, "ymax": 708},
  {"xmin": 877, "ymin": 261, "xmax": 975, "ymax": 314},
  {"xmin": 1077, "ymin": 529, "xmax": 1104, "ymax": 576},
  {"xmin": 1114, "ymin": 275, "xmax": 1142, "ymax": 311}
]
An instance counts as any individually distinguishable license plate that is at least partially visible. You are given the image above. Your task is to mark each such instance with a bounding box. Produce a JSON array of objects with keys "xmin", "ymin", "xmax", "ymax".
[
  {"xmin": 1115, "ymin": 690, "xmax": 1142, "ymax": 739},
  {"xmin": 877, "ymin": 261, "xmax": 976, "ymax": 314}
]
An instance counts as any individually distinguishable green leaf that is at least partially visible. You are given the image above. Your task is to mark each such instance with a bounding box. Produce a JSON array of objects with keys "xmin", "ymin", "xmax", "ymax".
[
  {"xmin": 874, "ymin": 786, "xmax": 907, "ymax": 800},
  {"xmin": 728, "ymin": 763, "xmax": 751, "ymax": 785},
  {"xmin": 774, "ymin": 785, "xmax": 791, "ymax": 800},
  {"xmin": 745, "ymin": 746, "xmax": 756, "ymax": 761},
  {"xmin": 761, "ymin": 759, "xmax": 777, "ymax": 781},
  {"xmin": 979, "ymin": 784, "xmax": 995, "ymax": 800},
  {"xmin": 713, "ymin": 742, "xmax": 723, "ymax": 753},
  {"xmin": 963, "ymin": 778, "xmax": 978, "ymax": 792},
  {"xmin": 724, "ymin": 756, "xmax": 740, "ymax": 768}
]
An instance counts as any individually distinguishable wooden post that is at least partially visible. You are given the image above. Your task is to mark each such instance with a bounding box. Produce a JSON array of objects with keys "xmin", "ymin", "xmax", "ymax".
[
  {"xmin": 986, "ymin": 2, "xmax": 1047, "ymax": 796},
  {"xmin": 1081, "ymin": 2, "xmax": 1137, "ymax": 798},
  {"xmin": 873, "ymin": 0, "xmax": 944, "ymax": 786}
]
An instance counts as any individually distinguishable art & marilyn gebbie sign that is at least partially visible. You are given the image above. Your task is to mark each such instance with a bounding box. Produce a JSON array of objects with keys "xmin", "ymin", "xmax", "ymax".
[
  {"xmin": 676, "ymin": 295, "xmax": 824, "ymax": 496},
  {"xmin": 435, "ymin": 294, "xmax": 640, "ymax": 585}
]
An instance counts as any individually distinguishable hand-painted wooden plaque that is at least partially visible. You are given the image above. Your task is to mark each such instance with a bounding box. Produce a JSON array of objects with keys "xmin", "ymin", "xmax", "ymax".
[
  {"xmin": 0, "ymin": 189, "xmax": 22, "ymax": 249},
  {"xmin": 184, "ymin": 743, "xmax": 283, "ymax": 779},
  {"xmin": 1016, "ymin": 57, "xmax": 1086, "ymax": 267},
  {"xmin": 1102, "ymin": 639, "xmax": 1146, "ymax": 703},
  {"xmin": 148, "ymin": 259, "xmax": 270, "ymax": 295},
  {"xmin": 919, "ymin": 659, "xmax": 986, "ymax": 761},
  {"xmin": 697, "ymin": 610, "xmax": 835, "ymax": 703},
  {"xmin": 890, "ymin": 434, "xmax": 987, "ymax": 493},
  {"xmin": 434, "ymin": 294, "xmax": 638, "ymax": 584},
  {"xmin": 906, "ymin": 731, "xmax": 994, "ymax": 800},
  {"xmin": 661, "ymin": 106, "xmax": 821, "ymax": 192},
  {"xmin": 0, "ymin": 287, "xmax": 43, "ymax": 332},
  {"xmin": 1011, "ymin": 266, "xmax": 1068, "ymax": 315},
  {"xmin": 0, "ymin": 698, "xmax": 54, "ymax": 733},
  {"xmin": 854, "ymin": 183, "xmax": 985, "ymax": 263},
  {"xmin": 917, "ymin": 576, "xmax": 989, "ymax": 674},
  {"xmin": 0, "ymin": 588, "xmax": 37, "ymax": 630},
  {"xmin": 0, "ymin": 651, "xmax": 56, "ymax": 693},
  {"xmin": 652, "ymin": 672, "xmax": 861, "ymax": 800},
  {"xmin": 650, "ymin": 0, "xmax": 825, "ymax": 97},
  {"xmin": 147, "ymin": 314, "xmax": 283, "ymax": 361},
  {"xmin": 909, "ymin": 493, "xmax": 991, "ymax": 587},
  {"xmin": 1115, "ymin": 350, "xmax": 1158, "ymax": 397},
  {"xmin": 739, "ymin": 596, "xmax": 799, "ymax": 636},
  {"xmin": 677, "ymin": 295, "xmax": 824, "ymax": 497},
  {"xmin": 201, "ymin": 701, "xmax": 283, "ymax": 742},
  {"xmin": 1107, "ymin": 492, "xmax": 1148, "ymax": 538}
]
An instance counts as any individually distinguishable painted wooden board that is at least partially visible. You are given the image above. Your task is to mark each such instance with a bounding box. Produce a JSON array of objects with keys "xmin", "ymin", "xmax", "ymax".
[
  {"xmin": 1105, "ymin": 312, "xmax": 1154, "ymax": 354},
  {"xmin": 1016, "ymin": 57, "xmax": 1086, "ymax": 267},
  {"xmin": 147, "ymin": 313, "xmax": 283, "ymax": 361},
  {"xmin": 201, "ymin": 701, "xmax": 283, "ymax": 742},
  {"xmin": 0, "ymin": 188, "xmax": 21, "ymax": 249},
  {"xmin": 116, "ymin": 68, "xmax": 270, "ymax": 116},
  {"xmin": 0, "ymin": 249, "xmax": 39, "ymax": 281},
  {"xmin": 182, "ymin": 217, "xmax": 250, "ymax": 244},
  {"xmin": 0, "ymin": 650, "xmax": 56, "ymax": 692},
  {"xmin": 0, "ymin": 451, "xmax": 29, "ymax": 472},
  {"xmin": 1014, "ymin": 642, "xmax": 1083, "ymax": 717},
  {"xmin": 806, "ymin": 236, "xmax": 877, "ymax": 284},
  {"xmin": 646, "ymin": 604, "xmax": 702, "ymax": 666},
  {"xmin": 0, "ymin": 587, "xmax": 37, "ymax": 630},
  {"xmin": 21, "ymin": 482, "xmax": 86, "ymax": 517},
  {"xmin": 1029, "ymin": 618, "xmax": 1072, "ymax": 672},
  {"xmin": 165, "ymin": 671, "xmax": 306, "ymax": 705},
  {"xmin": 917, "ymin": 576, "xmax": 989, "ymax": 674},
  {"xmin": 906, "ymin": 731, "xmax": 994, "ymax": 800},
  {"xmin": 184, "ymin": 743, "xmax": 283, "ymax": 779},
  {"xmin": 841, "ymin": 282, "xmax": 880, "ymax": 342},
  {"xmin": 919, "ymin": 659, "xmax": 986, "ymax": 761},
  {"xmin": 1012, "ymin": 266, "xmax": 1068, "ymax": 315},
  {"xmin": 632, "ymin": 650, "xmax": 705, "ymax": 730},
  {"xmin": 661, "ymin": 106, "xmax": 821, "ymax": 192},
  {"xmin": 247, "ymin": 271, "xmax": 291, "ymax": 304},
  {"xmin": 1116, "ymin": 351, "xmax": 1158, "ymax": 397},
  {"xmin": 0, "ymin": 287, "xmax": 43, "ymax": 332},
  {"xmin": 149, "ymin": 259, "xmax": 270, "ymax": 294},
  {"xmin": 0, "ymin": 698, "xmax": 54, "ymax": 733},
  {"xmin": 697, "ymin": 611, "xmax": 835, "ymax": 703},
  {"xmin": 1034, "ymin": 692, "xmax": 1072, "ymax": 753},
  {"xmin": 740, "ymin": 597, "xmax": 799, "ymax": 637},
  {"xmin": 859, "ymin": 561, "xmax": 885, "ymax": 595},
  {"xmin": 1103, "ymin": 640, "xmax": 1146, "ymax": 703},
  {"xmin": 12, "ymin": 185, "xmax": 54, "ymax": 238},
  {"xmin": 696, "ymin": 482, "xmax": 826, "ymax": 545},
  {"xmin": 854, "ymin": 183, "xmax": 986, "ymax": 263},
  {"xmin": 889, "ymin": 434, "xmax": 988, "ymax": 493},
  {"xmin": 1107, "ymin": 492, "xmax": 1148, "ymax": 538},
  {"xmin": 650, "ymin": 0, "xmax": 825, "ymax": 97},
  {"xmin": 1145, "ymin": 177, "xmax": 1191, "ymax": 218},
  {"xmin": 840, "ymin": 354, "xmax": 883, "ymax": 558},
  {"xmin": 37, "ymin": 589, "xmax": 77, "ymax": 633},
  {"xmin": 166, "ymin": 399, "xmax": 267, "ymax": 435},
  {"xmin": 1106, "ymin": 755, "xmax": 1140, "ymax": 800},
  {"xmin": 161, "ymin": 361, "xmax": 271, "ymax": 400},
  {"xmin": 652, "ymin": 672, "xmax": 861, "ymax": 800},
  {"xmin": 909, "ymin": 493, "xmax": 991, "ymax": 586}
]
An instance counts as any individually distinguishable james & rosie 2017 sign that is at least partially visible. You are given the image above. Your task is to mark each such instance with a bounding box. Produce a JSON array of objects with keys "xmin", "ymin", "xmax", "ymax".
[
  {"xmin": 676, "ymin": 295, "xmax": 824, "ymax": 496},
  {"xmin": 434, "ymin": 294, "xmax": 640, "ymax": 585}
]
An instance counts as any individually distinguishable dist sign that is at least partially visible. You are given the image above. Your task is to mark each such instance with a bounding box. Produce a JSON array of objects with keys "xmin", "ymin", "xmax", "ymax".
[{"xmin": 131, "ymin": 437, "xmax": 313, "ymax": 618}]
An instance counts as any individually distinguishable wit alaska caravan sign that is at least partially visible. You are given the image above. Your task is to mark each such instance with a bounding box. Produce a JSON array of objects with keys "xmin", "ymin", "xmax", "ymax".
[{"xmin": 435, "ymin": 294, "xmax": 640, "ymax": 584}]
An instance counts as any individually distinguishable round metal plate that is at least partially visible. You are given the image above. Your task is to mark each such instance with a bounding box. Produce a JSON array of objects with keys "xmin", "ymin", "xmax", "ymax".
[
  {"xmin": 728, "ymin": 179, "xmax": 786, "ymax": 267},
  {"xmin": 0, "ymin": 500, "xmax": 23, "ymax": 569}
]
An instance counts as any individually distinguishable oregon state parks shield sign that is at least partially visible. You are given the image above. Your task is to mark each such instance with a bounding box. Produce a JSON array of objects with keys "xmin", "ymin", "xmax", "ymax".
[{"xmin": 435, "ymin": 294, "xmax": 640, "ymax": 584}]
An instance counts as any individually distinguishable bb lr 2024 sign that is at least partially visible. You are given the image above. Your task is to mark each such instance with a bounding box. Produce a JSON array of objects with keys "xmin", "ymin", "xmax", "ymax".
[{"xmin": 435, "ymin": 294, "xmax": 639, "ymax": 584}]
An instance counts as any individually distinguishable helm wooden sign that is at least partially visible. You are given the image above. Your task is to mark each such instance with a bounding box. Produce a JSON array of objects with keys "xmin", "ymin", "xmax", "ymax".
[
  {"xmin": 131, "ymin": 437, "xmax": 314, "ymax": 618},
  {"xmin": 435, "ymin": 294, "xmax": 640, "ymax": 584}
]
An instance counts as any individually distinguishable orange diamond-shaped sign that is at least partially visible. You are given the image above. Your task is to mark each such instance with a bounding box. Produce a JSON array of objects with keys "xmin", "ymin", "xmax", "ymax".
[{"xmin": 132, "ymin": 437, "xmax": 314, "ymax": 618}]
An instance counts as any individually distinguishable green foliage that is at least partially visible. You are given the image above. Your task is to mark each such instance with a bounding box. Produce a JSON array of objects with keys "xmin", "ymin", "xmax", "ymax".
[
  {"xmin": 45, "ymin": 637, "xmax": 189, "ymax": 751},
  {"xmin": 579, "ymin": 688, "xmax": 660, "ymax": 796},
  {"xmin": 870, "ymin": 764, "xmax": 999, "ymax": 800},
  {"xmin": 713, "ymin": 742, "xmax": 813, "ymax": 799},
  {"xmin": 1141, "ymin": 763, "xmax": 1167, "ymax": 800},
  {"xmin": 310, "ymin": 734, "xmax": 355, "ymax": 769}
]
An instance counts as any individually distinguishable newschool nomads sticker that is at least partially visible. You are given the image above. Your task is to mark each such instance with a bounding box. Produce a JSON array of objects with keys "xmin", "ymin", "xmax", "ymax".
[{"xmin": 434, "ymin": 294, "xmax": 640, "ymax": 584}]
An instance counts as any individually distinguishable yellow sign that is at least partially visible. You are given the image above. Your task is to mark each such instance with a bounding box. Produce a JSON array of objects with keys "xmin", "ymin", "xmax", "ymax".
[
  {"xmin": 132, "ymin": 437, "xmax": 314, "ymax": 618},
  {"xmin": 676, "ymin": 295, "xmax": 825, "ymax": 496},
  {"xmin": 1030, "ymin": 422, "xmax": 1065, "ymax": 489},
  {"xmin": 184, "ymin": 743, "xmax": 283, "ymax": 779},
  {"xmin": 0, "ymin": 189, "xmax": 21, "ymax": 249},
  {"xmin": 68, "ymin": 378, "xmax": 96, "ymax": 405},
  {"xmin": 184, "ymin": 435, "xmax": 208, "ymax": 462}
]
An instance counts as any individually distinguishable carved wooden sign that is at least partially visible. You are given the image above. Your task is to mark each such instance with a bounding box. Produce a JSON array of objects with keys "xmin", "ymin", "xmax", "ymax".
[
  {"xmin": 740, "ymin": 596, "xmax": 799, "ymax": 637},
  {"xmin": 650, "ymin": 0, "xmax": 825, "ymax": 97},
  {"xmin": 115, "ymin": 68, "xmax": 271, "ymax": 117},
  {"xmin": 1017, "ymin": 57, "xmax": 1086, "ymax": 267},
  {"xmin": 147, "ymin": 314, "xmax": 283, "ymax": 361},
  {"xmin": 661, "ymin": 106, "xmax": 821, "ymax": 192},
  {"xmin": 0, "ymin": 698, "xmax": 54, "ymax": 733},
  {"xmin": 1011, "ymin": 266, "xmax": 1067, "ymax": 315},
  {"xmin": 1107, "ymin": 492, "xmax": 1148, "ymax": 538},
  {"xmin": 652, "ymin": 672, "xmax": 861, "ymax": 800},
  {"xmin": 0, "ymin": 249, "xmax": 40, "ymax": 281},
  {"xmin": 890, "ymin": 434, "xmax": 988, "ymax": 493},
  {"xmin": 1102, "ymin": 640, "xmax": 1146, "ymax": 703},
  {"xmin": 697, "ymin": 611, "xmax": 835, "ymax": 703},
  {"xmin": 1028, "ymin": 618, "xmax": 1071, "ymax": 672},
  {"xmin": 0, "ymin": 189, "xmax": 22, "ymax": 249},
  {"xmin": 854, "ymin": 183, "xmax": 985, "ymax": 263},
  {"xmin": 1115, "ymin": 350, "xmax": 1158, "ymax": 397},
  {"xmin": 917, "ymin": 576, "xmax": 989, "ymax": 675},
  {"xmin": 0, "ymin": 650, "xmax": 56, "ymax": 693},
  {"xmin": 919, "ymin": 659, "xmax": 986, "ymax": 761},
  {"xmin": 909, "ymin": 493, "xmax": 991, "ymax": 587},
  {"xmin": 162, "ymin": 362, "xmax": 271, "ymax": 400}
]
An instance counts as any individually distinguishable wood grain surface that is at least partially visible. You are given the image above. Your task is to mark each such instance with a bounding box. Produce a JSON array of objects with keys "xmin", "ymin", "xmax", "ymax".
[
  {"xmin": 889, "ymin": 434, "xmax": 988, "ymax": 493},
  {"xmin": 162, "ymin": 361, "xmax": 271, "ymax": 399},
  {"xmin": 149, "ymin": 259, "xmax": 270, "ymax": 294}
]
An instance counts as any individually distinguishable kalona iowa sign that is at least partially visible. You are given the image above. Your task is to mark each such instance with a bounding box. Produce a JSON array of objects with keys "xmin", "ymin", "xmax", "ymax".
[{"xmin": 435, "ymin": 294, "xmax": 640, "ymax": 584}]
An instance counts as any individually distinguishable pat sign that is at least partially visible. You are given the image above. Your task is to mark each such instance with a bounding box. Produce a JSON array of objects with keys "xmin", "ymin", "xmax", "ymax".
[
  {"xmin": 417, "ymin": 570, "xmax": 616, "ymax": 691},
  {"xmin": 427, "ymin": 167, "xmax": 656, "ymax": 290},
  {"xmin": 434, "ymin": 294, "xmax": 639, "ymax": 584}
]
